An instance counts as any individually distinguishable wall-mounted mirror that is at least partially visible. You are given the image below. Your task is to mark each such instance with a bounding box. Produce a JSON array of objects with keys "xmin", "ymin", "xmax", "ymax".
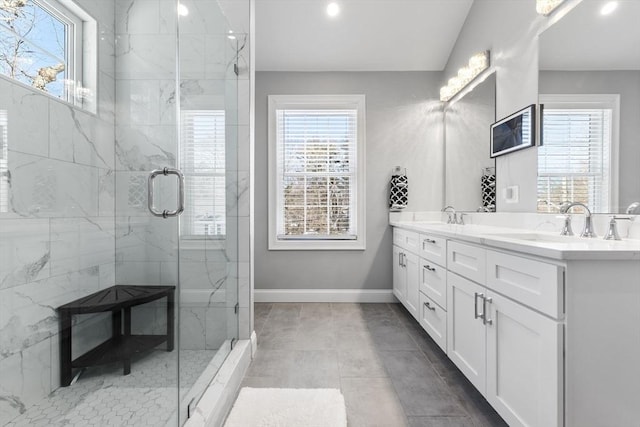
[
  {"xmin": 538, "ymin": 0, "xmax": 640, "ymax": 214},
  {"xmin": 444, "ymin": 73, "xmax": 496, "ymax": 212}
]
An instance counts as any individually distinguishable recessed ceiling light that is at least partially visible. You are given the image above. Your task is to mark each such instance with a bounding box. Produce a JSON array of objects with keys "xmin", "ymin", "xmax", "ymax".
[
  {"xmin": 177, "ymin": 3, "xmax": 189, "ymax": 16},
  {"xmin": 600, "ymin": 1, "xmax": 618, "ymax": 15},
  {"xmin": 326, "ymin": 2, "xmax": 340, "ymax": 17}
]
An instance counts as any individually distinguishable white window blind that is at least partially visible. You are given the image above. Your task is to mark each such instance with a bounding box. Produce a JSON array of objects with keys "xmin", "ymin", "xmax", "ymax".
[
  {"xmin": 276, "ymin": 109, "xmax": 358, "ymax": 239},
  {"xmin": 180, "ymin": 110, "xmax": 226, "ymax": 238},
  {"xmin": 537, "ymin": 107, "xmax": 611, "ymax": 213}
]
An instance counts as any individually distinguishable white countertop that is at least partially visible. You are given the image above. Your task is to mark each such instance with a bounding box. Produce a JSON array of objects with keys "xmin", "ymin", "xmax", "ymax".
[{"xmin": 390, "ymin": 220, "xmax": 640, "ymax": 261}]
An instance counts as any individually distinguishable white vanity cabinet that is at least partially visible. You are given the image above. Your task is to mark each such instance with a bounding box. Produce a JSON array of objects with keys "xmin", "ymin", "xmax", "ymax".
[
  {"xmin": 393, "ymin": 229, "xmax": 420, "ymax": 320},
  {"xmin": 446, "ymin": 241, "xmax": 563, "ymax": 427},
  {"xmin": 391, "ymin": 222, "xmax": 640, "ymax": 427}
]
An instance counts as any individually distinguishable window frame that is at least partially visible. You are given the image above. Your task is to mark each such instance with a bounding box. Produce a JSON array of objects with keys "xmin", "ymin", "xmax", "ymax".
[
  {"xmin": 538, "ymin": 93, "xmax": 620, "ymax": 213},
  {"xmin": 268, "ymin": 94, "xmax": 366, "ymax": 251},
  {"xmin": 0, "ymin": 0, "xmax": 95, "ymax": 111}
]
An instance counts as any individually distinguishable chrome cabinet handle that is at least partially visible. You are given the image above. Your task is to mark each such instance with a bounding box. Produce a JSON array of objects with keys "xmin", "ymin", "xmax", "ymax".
[
  {"xmin": 398, "ymin": 252, "xmax": 403, "ymax": 266},
  {"xmin": 424, "ymin": 264, "xmax": 436, "ymax": 272},
  {"xmin": 474, "ymin": 292, "xmax": 484, "ymax": 320},
  {"xmin": 423, "ymin": 239, "xmax": 436, "ymax": 249},
  {"xmin": 483, "ymin": 296, "xmax": 493, "ymax": 325},
  {"xmin": 424, "ymin": 301, "xmax": 436, "ymax": 311},
  {"xmin": 148, "ymin": 167, "xmax": 185, "ymax": 218}
]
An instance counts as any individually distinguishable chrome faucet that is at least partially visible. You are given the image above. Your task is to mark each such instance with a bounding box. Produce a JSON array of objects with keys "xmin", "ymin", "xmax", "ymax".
[
  {"xmin": 626, "ymin": 202, "xmax": 640, "ymax": 215},
  {"xmin": 604, "ymin": 216, "xmax": 633, "ymax": 240},
  {"xmin": 442, "ymin": 206, "xmax": 457, "ymax": 224},
  {"xmin": 560, "ymin": 202, "xmax": 597, "ymax": 238}
]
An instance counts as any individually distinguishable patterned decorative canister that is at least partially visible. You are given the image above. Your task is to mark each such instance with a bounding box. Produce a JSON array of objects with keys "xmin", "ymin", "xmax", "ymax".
[
  {"xmin": 389, "ymin": 166, "xmax": 408, "ymax": 211},
  {"xmin": 481, "ymin": 167, "xmax": 496, "ymax": 212}
]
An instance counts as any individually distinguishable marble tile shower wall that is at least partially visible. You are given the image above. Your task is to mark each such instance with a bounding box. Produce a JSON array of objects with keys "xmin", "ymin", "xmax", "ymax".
[{"xmin": 0, "ymin": 1, "xmax": 117, "ymax": 424}]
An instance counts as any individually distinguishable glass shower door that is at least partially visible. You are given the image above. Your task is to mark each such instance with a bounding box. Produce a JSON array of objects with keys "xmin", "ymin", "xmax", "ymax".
[
  {"xmin": 113, "ymin": 0, "xmax": 182, "ymax": 424},
  {"xmin": 176, "ymin": 3, "xmax": 240, "ymax": 422}
]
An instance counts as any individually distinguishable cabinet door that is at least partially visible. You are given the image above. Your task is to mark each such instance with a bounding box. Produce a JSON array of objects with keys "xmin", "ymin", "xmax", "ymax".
[
  {"xmin": 485, "ymin": 291, "xmax": 563, "ymax": 427},
  {"xmin": 392, "ymin": 245, "xmax": 406, "ymax": 302},
  {"xmin": 446, "ymin": 272, "xmax": 487, "ymax": 394},
  {"xmin": 404, "ymin": 251, "xmax": 420, "ymax": 319}
]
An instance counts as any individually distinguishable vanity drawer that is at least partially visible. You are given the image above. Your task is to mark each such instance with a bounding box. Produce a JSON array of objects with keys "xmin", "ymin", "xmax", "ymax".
[
  {"xmin": 419, "ymin": 292, "xmax": 447, "ymax": 352},
  {"xmin": 419, "ymin": 234, "xmax": 447, "ymax": 266},
  {"xmin": 486, "ymin": 250, "xmax": 564, "ymax": 318},
  {"xmin": 393, "ymin": 228, "xmax": 420, "ymax": 253},
  {"xmin": 447, "ymin": 241, "xmax": 486, "ymax": 284},
  {"xmin": 420, "ymin": 258, "xmax": 446, "ymax": 308}
]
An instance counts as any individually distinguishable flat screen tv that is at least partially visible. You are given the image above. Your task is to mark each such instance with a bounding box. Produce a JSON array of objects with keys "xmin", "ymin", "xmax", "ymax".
[{"xmin": 490, "ymin": 104, "xmax": 535, "ymax": 158}]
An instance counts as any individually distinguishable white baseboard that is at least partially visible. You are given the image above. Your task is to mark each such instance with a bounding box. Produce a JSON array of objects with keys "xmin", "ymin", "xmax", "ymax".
[{"xmin": 254, "ymin": 289, "xmax": 396, "ymax": 303}]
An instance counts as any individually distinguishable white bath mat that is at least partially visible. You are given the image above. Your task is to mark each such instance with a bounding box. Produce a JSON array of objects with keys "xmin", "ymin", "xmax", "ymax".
[{"xmin": 224, "ymin": 387, "xmax": 347, "ymax": 427}]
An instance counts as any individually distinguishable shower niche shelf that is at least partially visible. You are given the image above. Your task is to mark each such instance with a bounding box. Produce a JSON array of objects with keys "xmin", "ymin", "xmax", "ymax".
[{"xmin": 57, "ymin": 285, "xmax": 176, "ymax": 387}]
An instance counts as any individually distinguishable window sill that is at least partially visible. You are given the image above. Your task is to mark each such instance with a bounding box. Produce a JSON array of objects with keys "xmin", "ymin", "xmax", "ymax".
[{"xmin": 268, "ymin": 238, "xmax": 365, "ymax": 251}]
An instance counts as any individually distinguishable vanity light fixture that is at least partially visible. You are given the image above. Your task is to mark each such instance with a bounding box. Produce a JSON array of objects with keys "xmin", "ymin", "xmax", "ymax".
[
  {"xmin": 440, "ymin": 50, "xmax": 490, "ymax": 102},
  {"xmin": 327, "ymin": 2, "xmax": 340, "ymax": 17},
  {"xmin": 536, "ymin": 0, "xmax": 565, "ymax": 16},
  {"xmin": 600, "ymin": 1, "xmax": 618, "ymax": 15}
]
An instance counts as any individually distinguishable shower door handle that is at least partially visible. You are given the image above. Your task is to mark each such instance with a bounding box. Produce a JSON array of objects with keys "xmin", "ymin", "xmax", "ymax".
[{"xmin": 148, "ymin": 167, "xmax": 185, "ymax": 218}]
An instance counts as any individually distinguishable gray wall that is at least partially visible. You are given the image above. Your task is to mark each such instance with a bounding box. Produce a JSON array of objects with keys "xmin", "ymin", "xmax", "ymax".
[
  {"xmin": 255, "ymin": 71, "xmax": 443, "ymax": 290},
  {"xmin": 539, "ymin": 70, "xmax": 640, "ymax": 212},
  {"xmin": 443, "ymin": 0, "xmax": 581, "ymax": 212}
]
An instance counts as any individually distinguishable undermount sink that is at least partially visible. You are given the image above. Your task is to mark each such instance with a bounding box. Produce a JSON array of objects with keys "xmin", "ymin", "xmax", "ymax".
[{"xmin": 484, "ymin": 232, "xmax": 581, "ymax": 243}]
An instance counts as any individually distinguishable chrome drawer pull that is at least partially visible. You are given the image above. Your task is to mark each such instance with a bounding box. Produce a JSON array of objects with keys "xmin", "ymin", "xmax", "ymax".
[
  {"xmin": 424, "ymin": 301, "xmax": 436, "ymax": 311},
  {"xmin": 483, "ymin": 297, "xmax": 493, "ymax": 325},
  {"xmin": 474, "ymin": 292, "xmax": 484, "ymax": 320},
  {"xmin": 424, "ymin": 265, "xmax": 436, "ymax": 272},
  {"xmin": 424, "ymin": 238, "xmax": 437, "ymax": 244}
]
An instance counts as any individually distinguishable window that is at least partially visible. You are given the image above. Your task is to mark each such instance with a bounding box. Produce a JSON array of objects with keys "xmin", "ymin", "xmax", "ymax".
[
  {"xmin": 0, "ymin": 0, "xmax": 94, "ymax": 109},
  {"xmin": 180, "ymin": 110, "xmax": 226, "ymax": 238},
  {"xmin": 268, "ymin": 95, "xmax": 366, "ymax": 250},
  {"xmin": 537, "ymin": 94, "xmax": 619, "ymax": 213}
]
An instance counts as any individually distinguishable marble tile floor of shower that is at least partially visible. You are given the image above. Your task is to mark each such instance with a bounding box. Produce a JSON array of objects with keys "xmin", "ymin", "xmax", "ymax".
[
  {"xmin": 6, "ymin": 349, "xmax": 216, "ymax": 427},
  {"xmin": 245, "ymin": 303, "xmax": 508, "ymax": 427}
]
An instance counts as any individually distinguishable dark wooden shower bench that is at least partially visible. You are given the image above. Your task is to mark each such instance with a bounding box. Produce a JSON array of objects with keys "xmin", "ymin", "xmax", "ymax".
[{"xmin": 57, "ymin": 285, "xmax": 175, "ymax": 387}]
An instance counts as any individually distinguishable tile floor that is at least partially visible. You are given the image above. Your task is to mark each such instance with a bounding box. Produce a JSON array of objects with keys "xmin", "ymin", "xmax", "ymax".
[
  {"xmin": 244, "ymin": 302, "xmax": 508, "ymax": 427},
  {"xmin": 6, "ymin": 350, "xmax": 216, "ymax": 427}
]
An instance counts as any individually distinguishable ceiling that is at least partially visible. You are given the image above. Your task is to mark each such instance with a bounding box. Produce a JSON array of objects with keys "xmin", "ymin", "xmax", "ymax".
[
  {"xmin": 255, "ymin": 0, "xmax": 474, "ymax": 72},
  {"xmin": 539, "ymin": 0, "xmax": 640, "ymax": 70}
]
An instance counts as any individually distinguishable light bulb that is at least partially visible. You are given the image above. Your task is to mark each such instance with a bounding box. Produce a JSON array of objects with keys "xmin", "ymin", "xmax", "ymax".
[
  {"xmin": 469, "ymin": 52, "xmax": 488, "ymax": 72},
  {"xmin": 448, "ymin": 77, "xmax": 462, "ymax": 90},
  {"xmin": 536, "ymin": 0, "xmax": 564, "ymax": 16},
  {"xmin": 600, "ymin": 1, "xmax": 618, "ymax": 15},
  {"xmin": 458, "ymin": 66, "xmax": 473, "ymax": 82},
  {"xmin": 440, "ymin": 86, "xmax": 454, "ymax": 101},
  {"xmin": 327, "ymin": 2, "xmax": 340, "ymax": 17}
]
